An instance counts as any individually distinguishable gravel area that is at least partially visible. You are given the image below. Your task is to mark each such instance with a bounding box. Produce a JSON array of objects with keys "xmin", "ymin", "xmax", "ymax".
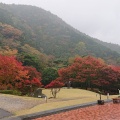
[{"xmin": 0, "ymin": 94, "xmax": 45, "ymax": 113}]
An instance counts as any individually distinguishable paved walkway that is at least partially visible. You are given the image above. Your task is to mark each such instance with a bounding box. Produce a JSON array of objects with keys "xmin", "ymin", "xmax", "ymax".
[
  {"xmin": 0, "ymin": 94, "xmax": 44, "ymax": 120},
  {"xmin": 0, "ymin": 108, "xmax": 21, "ymax": 120},
  {"xmin": 0, "ymin": 94, "xmax": 45, "ymax": 113},
  {"xmin": 33, "ymin": 103, "xmax": 120, "ymax": 120},
  {"xmin": 0, "ymin": 109, "xmax": 13, "ymax": 119}
]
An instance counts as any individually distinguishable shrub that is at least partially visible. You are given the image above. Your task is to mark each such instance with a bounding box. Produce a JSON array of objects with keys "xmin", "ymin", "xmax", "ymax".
[
  {"xmin": 0, "ymin": 90, "xmax": 21, "ymax": 95},
  {"xmin": 0, "ymin": 90, "xmax": 13, "ymax": 94}
]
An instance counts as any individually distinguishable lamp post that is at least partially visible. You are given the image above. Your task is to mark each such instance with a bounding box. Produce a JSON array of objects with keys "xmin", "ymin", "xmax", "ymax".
[{"xmin": 118, "ymin": 89, "xmax": 120, "ymax": 95}]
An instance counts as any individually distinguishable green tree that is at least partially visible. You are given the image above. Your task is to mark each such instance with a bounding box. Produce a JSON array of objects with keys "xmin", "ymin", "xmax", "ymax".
[
  {"xmin": 17, "ymin": 53, "xmax": 43, "ymax": 72},
  {"xmin": 75, "ymin": 42, "xmax": 87, "ymax": 55},
  {"xmin": 42, "ymin": 68, "xmax": 58, "ymax": 86}
]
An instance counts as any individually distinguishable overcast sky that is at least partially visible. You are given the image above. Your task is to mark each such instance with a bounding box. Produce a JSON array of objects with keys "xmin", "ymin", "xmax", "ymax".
[{"xmin": 0, "ymin": 0, "xmax": 120, "ymax": 45}]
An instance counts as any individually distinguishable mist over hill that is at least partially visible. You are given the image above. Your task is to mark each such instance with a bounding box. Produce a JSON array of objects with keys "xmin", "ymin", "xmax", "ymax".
[{"xmin": 0, "ymin": 3, "xmax": 120, "ymax": 65}]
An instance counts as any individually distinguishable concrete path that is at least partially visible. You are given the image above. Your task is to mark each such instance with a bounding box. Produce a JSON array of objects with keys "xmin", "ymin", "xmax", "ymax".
[
  {"xmin": 0, "ymin": 108, "xmax": 12, "ymax": 119},
  {"xmin": 0, "ymin": 108, "xmax": 22, "ymax": 120},
  {"xmin": 0, "ymin": 94, "xmax": 45, "ymax": 120}
]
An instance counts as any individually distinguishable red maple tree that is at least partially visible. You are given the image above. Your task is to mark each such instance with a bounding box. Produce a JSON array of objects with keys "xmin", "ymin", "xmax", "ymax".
[
  {"xmin": 45, "ymin": 78, "xmax": 64, "ymax": 98},
  {"xmin": 0, "ymin": 55, "xmax": 43, "ymax": 95},
  {"xmin": 58, "ymin": 56, "xmax": 120, "ymax": 93},
  {"xmin": 0, "ymin": 55, "xmax": 28, "ymax": 90},
  {"xmin": 17, "ymin": 66, "xmax": 43, "ymax": 95},
  {"xmin": 58, "ymin": 56, "xmax": 105, "ymax": 89}
]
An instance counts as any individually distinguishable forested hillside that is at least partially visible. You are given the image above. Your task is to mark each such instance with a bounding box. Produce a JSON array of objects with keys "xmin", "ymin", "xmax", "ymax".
[
  {"xmin": 93, "ymin": 38, "xmax": 120, "ymax": 54},
  {"xmin": 0, "ymin": 3, "xmax": 120, "ymax": 65}
]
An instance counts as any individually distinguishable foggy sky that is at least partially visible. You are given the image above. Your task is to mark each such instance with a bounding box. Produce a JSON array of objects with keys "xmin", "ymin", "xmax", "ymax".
[{"xmin": 0, "ymin": 0, "xmax": 120, "ymax": 45}]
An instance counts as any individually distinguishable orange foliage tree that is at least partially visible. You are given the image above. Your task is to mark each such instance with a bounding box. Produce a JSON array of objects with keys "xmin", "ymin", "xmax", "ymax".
[
  {"xmin": 0, "ymin": 54, "xmax": 43, "ymax": 95},
  {"xmin": 0, "ymin": 54, "xmax": 28, "ymax": 90},
  {"xmin": 23, "ymin": 66, "xmax": 43, "ymax": 95}
]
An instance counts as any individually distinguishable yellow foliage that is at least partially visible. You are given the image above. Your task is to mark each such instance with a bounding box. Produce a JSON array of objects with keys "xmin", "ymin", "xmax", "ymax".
[{"xmin": 0, "ymin": 46, "xmax": 18, "ymax": 56}]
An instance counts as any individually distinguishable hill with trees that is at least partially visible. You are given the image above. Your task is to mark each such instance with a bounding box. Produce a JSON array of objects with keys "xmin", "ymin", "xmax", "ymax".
[
  {"xmin": 0, "ymin": 3, "xmax": 120, "ymax": 66},
  {"xmin": 1, "ymin": 3, "xmax": 120, "ymax": 95}
]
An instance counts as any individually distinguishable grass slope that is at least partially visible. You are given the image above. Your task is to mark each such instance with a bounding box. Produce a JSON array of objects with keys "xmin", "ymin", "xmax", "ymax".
[{"xmin": 14, "ymin": 88, "xmax": 117, "ymax": 116}]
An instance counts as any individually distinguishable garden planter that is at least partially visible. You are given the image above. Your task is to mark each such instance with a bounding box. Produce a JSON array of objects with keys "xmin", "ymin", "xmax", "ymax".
[{"xmin": 97, "ymin": 100, "xmax": 104, "ymax": 105}]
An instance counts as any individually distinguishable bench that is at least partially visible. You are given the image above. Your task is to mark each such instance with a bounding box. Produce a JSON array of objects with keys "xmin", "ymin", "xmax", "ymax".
[{"xmin": 112, "ymin": 98, "xmax": 120, "ymax": 103}]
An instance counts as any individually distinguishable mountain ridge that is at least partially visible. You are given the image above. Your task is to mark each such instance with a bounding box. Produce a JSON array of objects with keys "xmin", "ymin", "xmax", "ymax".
[{"xmin": 0, "ymin": 3, "xmax": 120, "ymax": 65}]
